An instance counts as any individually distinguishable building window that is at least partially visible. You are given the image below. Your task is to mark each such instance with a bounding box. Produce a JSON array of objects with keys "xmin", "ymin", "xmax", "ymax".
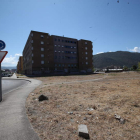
[
  {"xmin": 41, "ymin": 41, "xmax": 44, "ymax": 44},
  {"xmin": 85, "ymin": 42, "xmax": 87, "ymax": 44},
  {"xmin": 55, "ymin": 50, "xmax": 57, "ymax": 53},
  {"xmin": 85, "ymin": 47, "xmax": 87, "ymax": 50},
  {"xmin": 58, "ymin": 39, "xmax": 60, "ymax": 42},
  {"xmin": 58, "ymin": 51, "xmax": 60, "ymax": 53},
  {"xmin": 31, "ymin": 33, "xmax": 33, "ymax": 37},
  {"xmin": 41, "ymin": 54, "xmax": 44, "ymax": 57},
  {"xmin": 32, "ymin": 54, "xmax": 33, "ymax": 57},
  {"xmin": 32, "ymin": 60, "xmax": 34, "ymax": 63},
  {"xmin": 41, "ymin": 48, "xmax": 44, "ymax": 51},
  {"xmin": 41, "ymin": 35, "xmax": 44, "ymax": 38},
  {"xmin": 74, "ymin": 52, "xmax": 76, "ymax": 54},
  {"xmin": 32, "ymin": 47, "xmax": 33, "ymax": 50},
  {"xmin": 62, "ymin": 45, "xmax": 64, "ymax": 47},
  {"xmin": 31, "ymin": 40, "xmax": 33, "ymax": 43},
  {"xmin": 55, "ymin": 38, "xmax": 57, "ymax": 41},
  {"xmin": 74, "ymin": 47, "xmax": 76, "ymax": 49},
  {"xmin": 41, "ymin": 61, "xmax": 44, "ymax": 64},
  {"xmin": 86, "ymin": 62, "xmax": 88, "ymax": 65},
  {"xmin": 62, "ymin": 51, "xmax": 64, "ymax": 53},
  {"xmin": 86, "ymin": 57, "xmax": 88, "ymax": 60},
  {"xmin": 58, "ymin": 45, "xmax": 60, "ymax": 47},
  {"xmin": 85, "ymin": 52, "xmax": 88, "ymax": 55}
]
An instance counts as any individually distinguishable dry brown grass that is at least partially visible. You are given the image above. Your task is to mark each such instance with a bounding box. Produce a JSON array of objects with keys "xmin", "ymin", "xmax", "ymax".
[{"xmin": 26, "ymin": 72, "xmax": 140, "ymax": 140}]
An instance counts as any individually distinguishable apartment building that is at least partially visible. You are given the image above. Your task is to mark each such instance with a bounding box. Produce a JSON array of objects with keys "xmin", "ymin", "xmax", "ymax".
[
  {"xmin": 17, "ymin": 61, "xmax": 19, "ymax": 73},
  {"xmin": 17, "ymin": 56, "xmax": 23, "ymax": 73},
  {"xmin": 22, "ymin": 30, "xmax": 93, "ymax": 75}
]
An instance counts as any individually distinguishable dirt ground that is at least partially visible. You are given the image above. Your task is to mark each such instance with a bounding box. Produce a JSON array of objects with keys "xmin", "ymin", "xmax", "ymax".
[{"xmin": 26, "ymin": 71, "xmax": 140, "ymax": 140}]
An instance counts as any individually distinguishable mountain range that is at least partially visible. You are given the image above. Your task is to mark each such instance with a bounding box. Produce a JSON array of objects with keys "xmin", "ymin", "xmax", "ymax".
[
  {"xmin": 2, "ymin": 66, "xmax": 16, "ymax": 70},
  {"xmin": 93, "ymin": 51, "xmax": 140, "ymax": 69}
]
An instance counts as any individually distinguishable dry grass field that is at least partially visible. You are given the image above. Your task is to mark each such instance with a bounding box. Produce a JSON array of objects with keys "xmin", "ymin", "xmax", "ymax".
[{"xmin": 26, "ymin": 72, "xmax": 140, "ymax": 140}]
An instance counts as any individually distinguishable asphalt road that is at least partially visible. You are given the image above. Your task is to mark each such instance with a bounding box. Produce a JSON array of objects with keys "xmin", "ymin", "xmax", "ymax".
[{"xmin": 2, "ymin": 79, "xmax": 29, "ymax": 94}]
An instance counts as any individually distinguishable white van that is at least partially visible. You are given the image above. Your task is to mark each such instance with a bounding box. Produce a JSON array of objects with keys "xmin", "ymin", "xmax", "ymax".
[{"xmin": 2, "ymin": 73, "xmax": 12, "ymax": 77}]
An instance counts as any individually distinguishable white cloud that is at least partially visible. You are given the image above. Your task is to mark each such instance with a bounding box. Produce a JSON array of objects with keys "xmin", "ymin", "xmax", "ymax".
[
  {"xmin": 2, "ymin": 53, "xmax": 22, "ymax": 66},
  {"xmin": 96, "ymin": 52, "xmax": 104, "ymax": 54},
  {"xmin": 15, "ymin": 53, "xmax": 22, "ymax": 56},
  {"xmin": 129, "ymin": 47, "xmax": 140, "ymax": 52}
]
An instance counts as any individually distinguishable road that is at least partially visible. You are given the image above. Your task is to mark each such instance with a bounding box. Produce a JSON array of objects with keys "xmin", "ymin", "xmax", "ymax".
[{"xmin": 2, "ymin": 79, "xmax": 29, "ymax": 94}]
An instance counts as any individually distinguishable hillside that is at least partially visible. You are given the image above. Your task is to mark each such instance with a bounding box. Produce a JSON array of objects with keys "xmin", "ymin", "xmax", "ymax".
[
  {"xmin": 93, "ymin": 51, "xmax": 140, "ymax": 69},
  {"xmin": 2, "ymin": 66, "xmax": 16, "ymax": 70}
]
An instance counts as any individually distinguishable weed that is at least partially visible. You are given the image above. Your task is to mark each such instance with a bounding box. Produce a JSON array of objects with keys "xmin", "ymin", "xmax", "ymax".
[{"xmin": 110, "ymin": 73, "xmax": 117, "ymax": 76}]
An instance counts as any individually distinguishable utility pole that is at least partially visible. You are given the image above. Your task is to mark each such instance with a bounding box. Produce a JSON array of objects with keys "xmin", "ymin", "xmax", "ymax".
[
  {"xmin": 0, "ymin": 64, "xmax": 2, "ymax": 102},
  {"xmin": 0, "ymin": 40, "xmax": 8, "ymax": 102}
]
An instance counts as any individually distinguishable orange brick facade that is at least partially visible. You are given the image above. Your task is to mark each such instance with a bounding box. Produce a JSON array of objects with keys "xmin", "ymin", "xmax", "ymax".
[
  {"xmin": 22, "ymin": 31, "xmax": 93, "ymax": 75},
  {"xmin": 17, "ymin": 56, "xmax": 23, "ymax": 73}
]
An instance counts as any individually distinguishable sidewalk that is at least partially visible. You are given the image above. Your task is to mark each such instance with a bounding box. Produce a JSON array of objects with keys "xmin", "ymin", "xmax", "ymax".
[
  {"xmin": 11, "ymin": 73, "xmax": 17, "ymax": 78},
  {"xmin": 0, "ymin": 78, "xmax": 42, "ymax": 140}
]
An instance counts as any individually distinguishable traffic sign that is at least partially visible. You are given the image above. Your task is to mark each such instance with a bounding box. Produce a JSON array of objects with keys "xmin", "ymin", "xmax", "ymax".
[
  {"xmin": 0, "ymin": 51, "xmax": 8, "ymax": 63},
  {"xmin": 0, "ymin": 51, "xmax": 8, "ymax": 102},
  {"xmin": 0, "ymin": 40, "xmax": 6, "ymax": 51}
]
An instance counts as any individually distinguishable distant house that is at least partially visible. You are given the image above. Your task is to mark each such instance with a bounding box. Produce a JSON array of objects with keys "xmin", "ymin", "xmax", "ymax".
[
  {"xmin": 102, "ymin": 65, "xmax": 123, "ymax": 72},
  {"xmin": 11, "ymin": 69, "xmax": 16, "ymax": 73},
  {"xmin": 3, "ymin": 69, "xmax": 11, "ymax": 72}
]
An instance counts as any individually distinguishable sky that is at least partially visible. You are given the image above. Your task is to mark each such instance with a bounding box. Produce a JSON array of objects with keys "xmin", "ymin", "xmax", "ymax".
[{"xmin": 0, "ymin": 0, "xmax": 140, "ymax": 66}]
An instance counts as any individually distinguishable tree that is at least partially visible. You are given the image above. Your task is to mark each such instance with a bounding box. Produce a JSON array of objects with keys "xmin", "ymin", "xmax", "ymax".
[
  {"xmin": 132, "ymin": 65, "xmax": 137, "ymax": 71},
  {"xmin": 138, "ymin": 62, "xmax": 140, "ymax": 71},
  {"xmin": 123, "ymin": 66, "xmax": 128, "ymax": 71}
]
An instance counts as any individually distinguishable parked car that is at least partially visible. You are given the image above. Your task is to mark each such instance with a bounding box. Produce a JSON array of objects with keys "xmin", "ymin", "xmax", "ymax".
[
  {"xmin": 2, "ymin": 73, "xmax": 12, "ymax": 77},
  {"xmin": 8, "ymin": 74, "xmax": 12, "ymax": 77}
]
